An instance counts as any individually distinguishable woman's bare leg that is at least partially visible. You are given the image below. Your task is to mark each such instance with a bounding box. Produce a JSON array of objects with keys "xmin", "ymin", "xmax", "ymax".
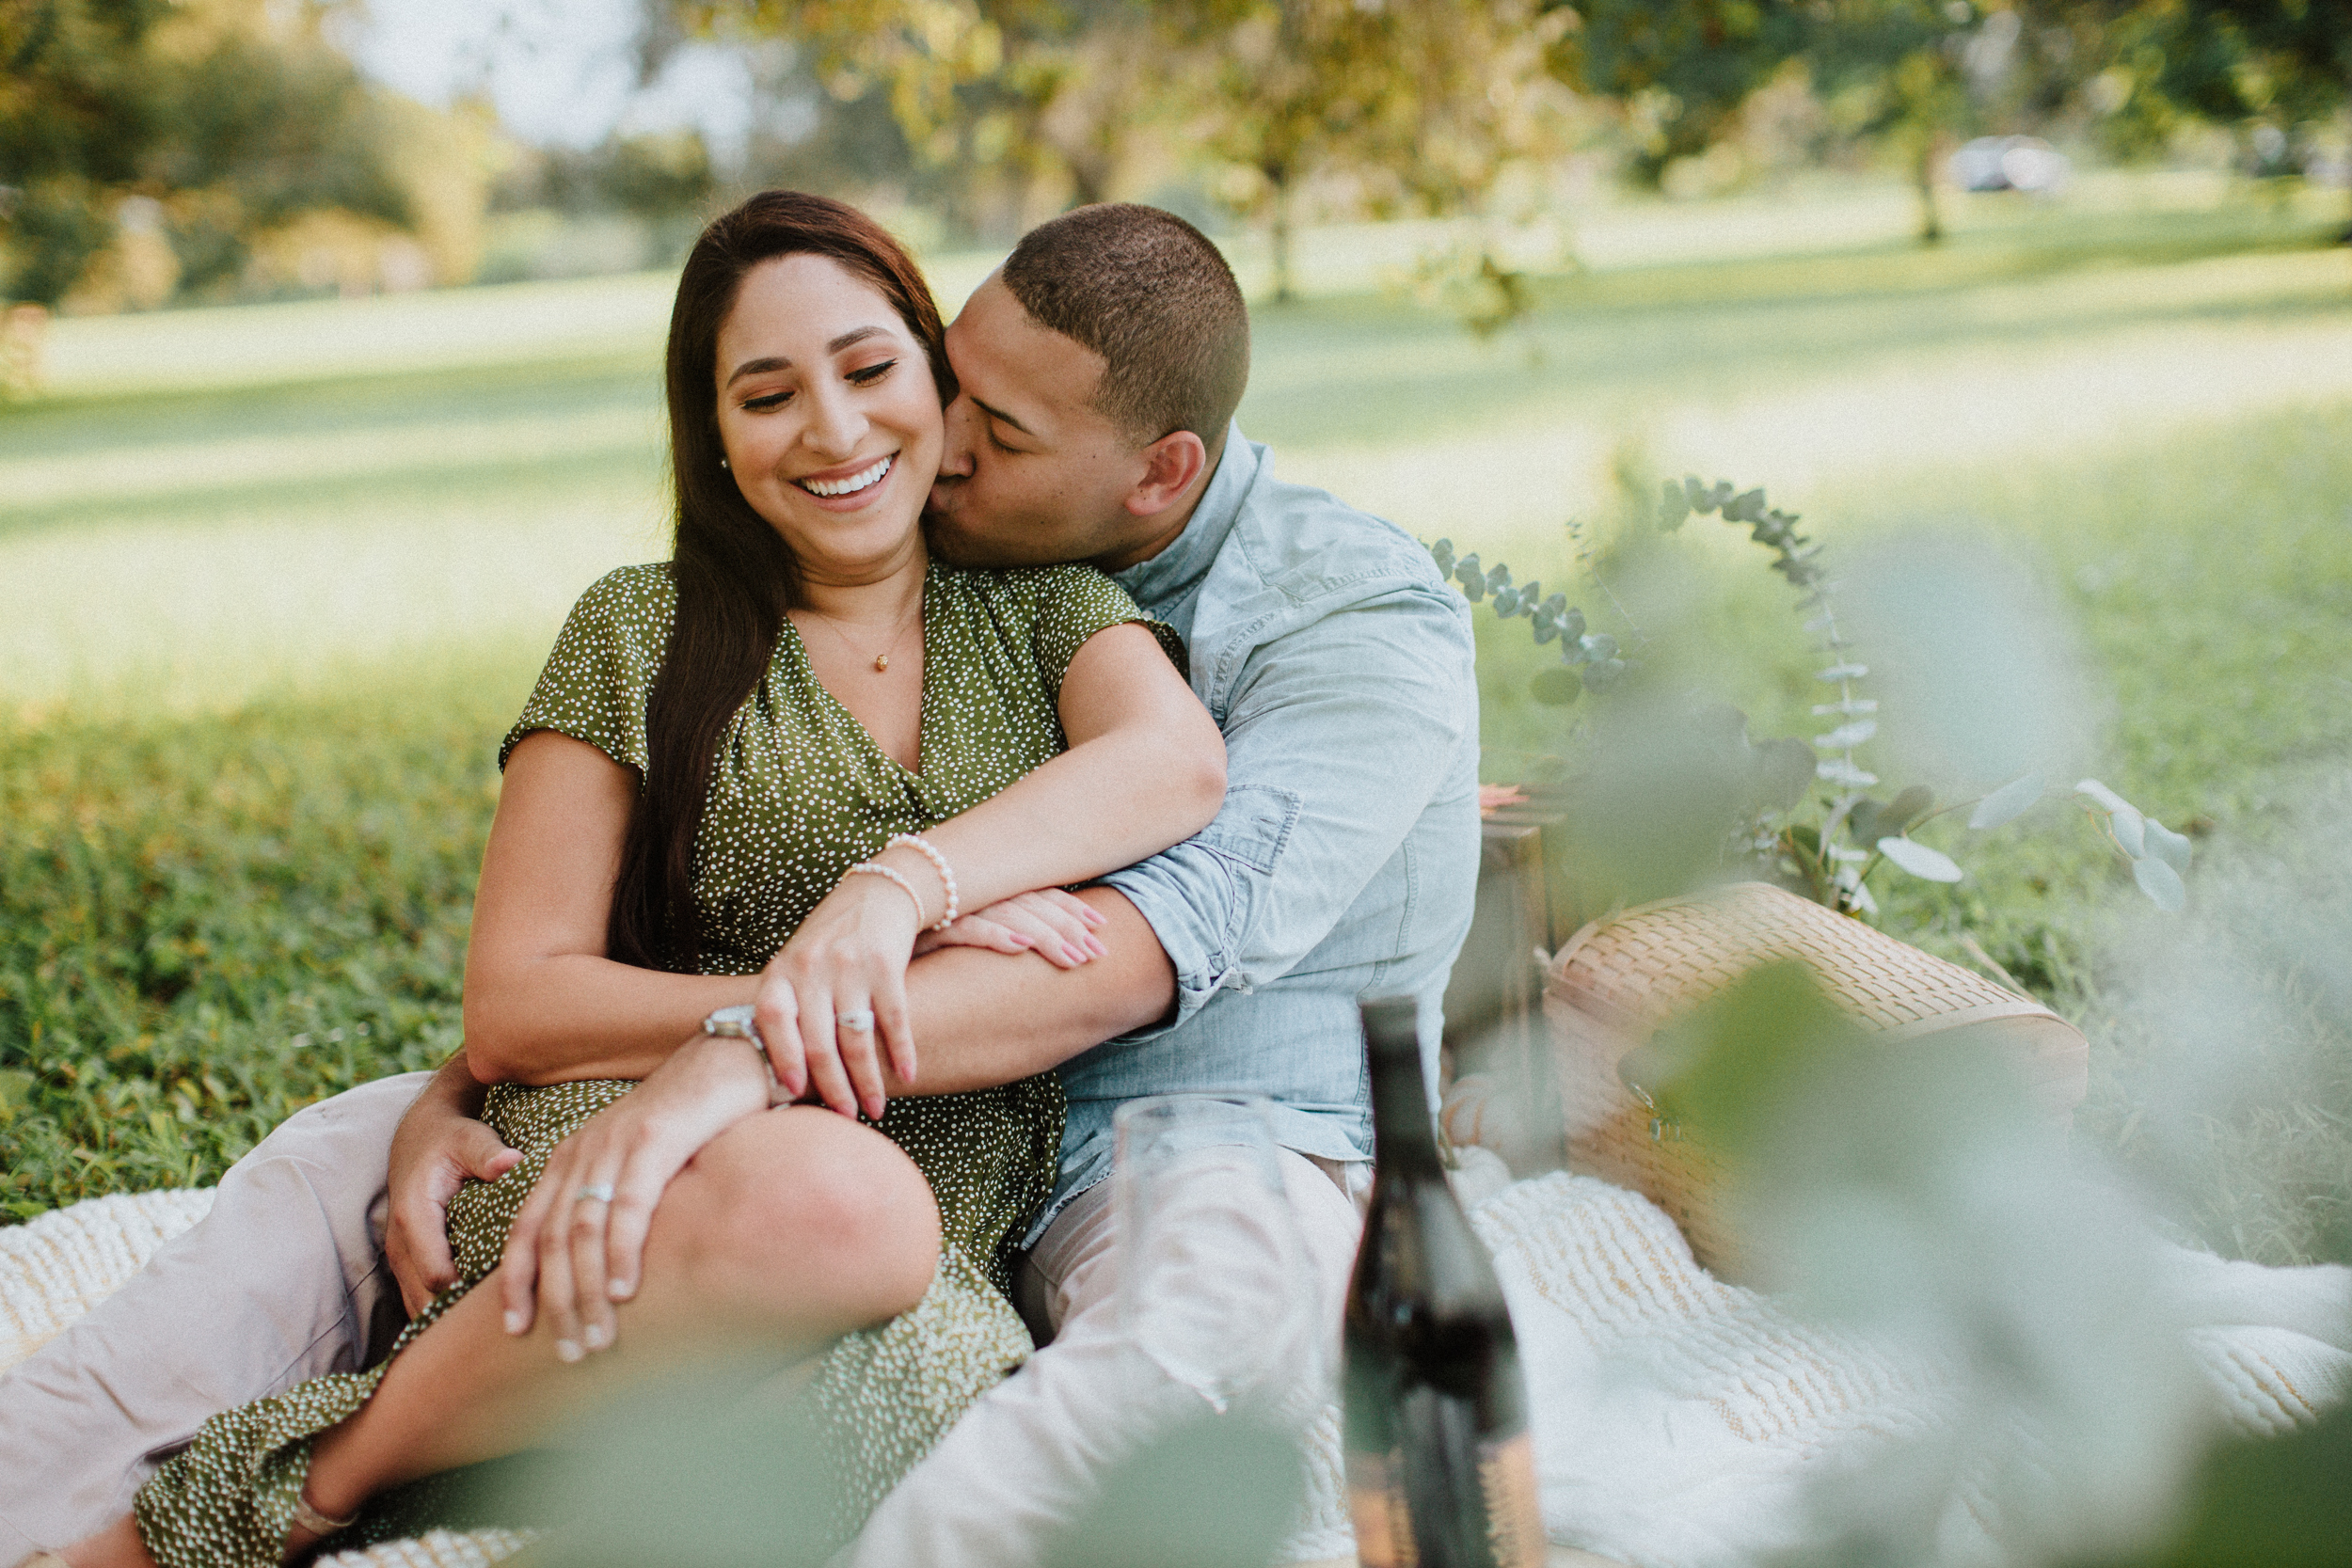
[{"xmin": 57, "ymin": 1106, "xmax": 939, "ymax": 1568}]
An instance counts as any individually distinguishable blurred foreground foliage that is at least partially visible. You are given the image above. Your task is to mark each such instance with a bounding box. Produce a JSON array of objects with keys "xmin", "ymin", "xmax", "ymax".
[
  {"xmin": 1469, "ymin": 401, "xmax": 2352, "ymax": 1267},
  {"xmin": 0, "ymin": 681, "xmax": 508, "ymax": 1218}
]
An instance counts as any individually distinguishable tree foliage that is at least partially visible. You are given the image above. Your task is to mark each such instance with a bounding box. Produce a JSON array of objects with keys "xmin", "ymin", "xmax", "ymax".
[
  {"xmin": 1538, "ymin": 0, "xmax": 1810, "ymax": 185},
  {"xmin": 0, "ymin": 0, "xmax": 418, "ymax": 306},
  {"xmin": 1155, "ymin": 0, "xmax": 1573, "ymax": 300},
  {"xmin": 2107, "ymin": 0, "xmax": 2352, "ymax": 230}
]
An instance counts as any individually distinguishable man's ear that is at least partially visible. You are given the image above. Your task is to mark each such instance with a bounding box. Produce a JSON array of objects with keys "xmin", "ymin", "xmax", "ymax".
[{"xmin": 1122, "ymin": 430, "xmax": 1210, "ymax": 517}]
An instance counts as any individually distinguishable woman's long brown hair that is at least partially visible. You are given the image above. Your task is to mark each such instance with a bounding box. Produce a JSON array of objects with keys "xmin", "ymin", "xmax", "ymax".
[{"xmin": 606, "ymin": 191, "xmax": 950, "ymax": 972}]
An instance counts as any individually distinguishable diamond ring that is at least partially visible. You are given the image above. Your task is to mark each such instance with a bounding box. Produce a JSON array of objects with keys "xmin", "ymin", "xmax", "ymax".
[
  {"xmin": 837, "ymin": 1007, "xmax": 875, "ymax": 1033},
  {"xmin": 575, "ymin": 1182, "xmax": 615, "ymax": 1205}
]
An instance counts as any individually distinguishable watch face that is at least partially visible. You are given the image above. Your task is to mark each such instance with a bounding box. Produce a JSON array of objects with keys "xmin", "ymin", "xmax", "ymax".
[{"xmin": 705, "ymin": 1003, "xmax": 759, "ymax": 1036}]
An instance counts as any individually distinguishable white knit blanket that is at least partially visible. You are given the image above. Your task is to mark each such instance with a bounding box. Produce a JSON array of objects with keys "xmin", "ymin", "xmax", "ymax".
[
  {"xmin": 0, "ymin": 1193, "xmax": 531, "ymax": 1568},
  {"xmin": 8, "ymin": 1179, "xmax": 2349, "ymax": 1568},
  {"xmin": 1460, "ymin": 1163, "xmax": 2352, "ymax": 1568}
]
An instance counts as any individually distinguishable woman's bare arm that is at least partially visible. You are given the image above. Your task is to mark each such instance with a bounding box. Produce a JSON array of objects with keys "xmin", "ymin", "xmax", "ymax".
[
  {"xmin": 890, "ymin": 622, "xmax": 1226, "ymax": 912},
  {"xmin": 460, "ymin": 734, "xmax": 757, "ymax": 1084},
  {"xmin": 465, "ymin": 623, "xmax": 1219, "ymax": 1091}
]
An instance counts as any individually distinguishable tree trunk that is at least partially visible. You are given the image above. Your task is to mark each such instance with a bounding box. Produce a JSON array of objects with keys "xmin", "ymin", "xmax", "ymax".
[
  {"xmin": 1913, "ymin": 131, "xmax": 1943, "ymax": 245},
  {"xmin": 1268, "ymin": 177, "xmax": 1296, "ymax": 303}
]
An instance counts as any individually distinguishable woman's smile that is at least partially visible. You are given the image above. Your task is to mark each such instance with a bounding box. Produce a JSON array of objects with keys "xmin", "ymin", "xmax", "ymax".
[{"xmin": 797, "ymin": 451, "xmax": 896, "ymax": 503}]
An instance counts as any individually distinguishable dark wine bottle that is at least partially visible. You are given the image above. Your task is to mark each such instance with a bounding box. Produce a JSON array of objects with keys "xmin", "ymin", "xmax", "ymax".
[{"xmin": 1343, "ymin": 996, "xmax": 1544, "ymax": 1568}]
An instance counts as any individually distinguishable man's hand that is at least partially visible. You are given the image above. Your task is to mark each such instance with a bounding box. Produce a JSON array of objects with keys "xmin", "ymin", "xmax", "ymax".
[
  {"xmin": 914, "ymin": 888, "xmax": 1107, "ymax": 969},
  {"xmin": 386, "ymin": 1053, "xmax": 520, "ymax": 1316}
]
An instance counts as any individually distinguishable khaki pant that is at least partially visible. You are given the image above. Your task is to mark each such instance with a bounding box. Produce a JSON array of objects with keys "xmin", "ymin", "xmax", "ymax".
[{"xmin": 0, "ymin": 1077, "xmax": 1364, "ymax": 1565}]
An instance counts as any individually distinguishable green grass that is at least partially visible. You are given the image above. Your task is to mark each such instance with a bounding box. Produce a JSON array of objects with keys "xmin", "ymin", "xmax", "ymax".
[
  {"xmin": 3, "ymin": 177, "xmax": 2348, "ymax": 1256},
  {"xmin": 0, "ymin": 670, "xmax": 517, "ymax": 1217}
]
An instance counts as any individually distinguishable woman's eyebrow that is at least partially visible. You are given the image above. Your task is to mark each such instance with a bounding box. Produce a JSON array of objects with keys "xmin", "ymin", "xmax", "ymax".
[{"xmin": 724, "ymin": 325, "xmax": 894, "ymax": 387}]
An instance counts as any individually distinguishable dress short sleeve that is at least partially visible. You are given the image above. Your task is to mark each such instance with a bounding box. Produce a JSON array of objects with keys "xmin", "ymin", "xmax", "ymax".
[
  {"xmin": 500, "ymin": 563, "xmax": 675, "ymax": 775},
  {"xmin": 1024, "ymin": 564, "xmax": 1187, "ymax": 704}
]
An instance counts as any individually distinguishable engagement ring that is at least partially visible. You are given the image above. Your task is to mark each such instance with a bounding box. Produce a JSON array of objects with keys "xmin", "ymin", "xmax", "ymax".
[
  {"xmin": 575, "ymin": 1182, "xmax": 616, "ymax": 1205},
  {"xmin": 837, "ymin": 1007, "xmax": 875, "ymax": 1033}
]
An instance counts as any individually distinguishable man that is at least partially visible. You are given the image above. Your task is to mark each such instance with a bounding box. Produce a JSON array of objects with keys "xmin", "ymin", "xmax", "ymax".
[{"xmin": 0, "ymin": 203, "xmax": 1479, "ymax": 1565}]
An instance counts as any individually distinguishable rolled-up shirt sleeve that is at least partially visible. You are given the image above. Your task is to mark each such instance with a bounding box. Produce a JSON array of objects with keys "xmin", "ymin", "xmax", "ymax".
[{"xmin": 1099, "ymin": 579, "xmax": 1476, "ymax": 1039}]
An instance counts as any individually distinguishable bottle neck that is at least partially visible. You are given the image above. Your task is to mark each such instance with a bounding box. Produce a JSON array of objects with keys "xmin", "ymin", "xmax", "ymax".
[{"xmin": 1368, "ymin": 1039, "xmax": 1447, "ymax": 1180}]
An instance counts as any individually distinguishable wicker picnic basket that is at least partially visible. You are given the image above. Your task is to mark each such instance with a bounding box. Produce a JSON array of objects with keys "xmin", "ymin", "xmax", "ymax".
[{"xmin": 1540, "ymin": 880, "xmax": 2088, "ymax": 1280}]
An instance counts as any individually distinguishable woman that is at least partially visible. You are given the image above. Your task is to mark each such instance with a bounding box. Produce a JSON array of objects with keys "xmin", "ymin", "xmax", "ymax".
[{"xmin": 45, "ymin": 191, "xmax": 1224, "ymax": 1568}]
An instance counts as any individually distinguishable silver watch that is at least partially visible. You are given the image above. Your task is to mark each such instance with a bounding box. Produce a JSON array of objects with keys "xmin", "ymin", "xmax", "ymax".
[{"xmin": 703, "ymin": 1004, "xmax": 788, "ymax": 1106}]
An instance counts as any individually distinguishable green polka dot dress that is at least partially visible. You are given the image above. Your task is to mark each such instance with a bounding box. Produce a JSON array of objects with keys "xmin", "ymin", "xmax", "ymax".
[{"xmin": 133, "ymin": 560, "xmax": 1184, "ymax": 1568}]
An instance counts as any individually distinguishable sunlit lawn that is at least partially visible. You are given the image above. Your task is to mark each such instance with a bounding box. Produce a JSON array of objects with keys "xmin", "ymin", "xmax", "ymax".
[{"xmin": 4, "ymin": 176, "xmax": 2349, "ymax": 1254}]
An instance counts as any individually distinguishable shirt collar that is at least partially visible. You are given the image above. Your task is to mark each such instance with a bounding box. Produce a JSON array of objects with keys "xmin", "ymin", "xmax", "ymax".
[{"xmin": 1113, "ymin": 421, "xmax": 1262, "ymax": 613}]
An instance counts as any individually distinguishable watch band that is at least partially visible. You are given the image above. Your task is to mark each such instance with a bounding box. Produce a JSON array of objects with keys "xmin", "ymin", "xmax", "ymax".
[{"xmin": 703, "ymin": 1004, "xmax": 789, "ymax": 1107}]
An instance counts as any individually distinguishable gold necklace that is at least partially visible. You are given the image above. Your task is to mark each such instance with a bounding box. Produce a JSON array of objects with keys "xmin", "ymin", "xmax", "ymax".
[{"xmin": 801, "ymin": 593, "xmax": 922, "ymax": 673}]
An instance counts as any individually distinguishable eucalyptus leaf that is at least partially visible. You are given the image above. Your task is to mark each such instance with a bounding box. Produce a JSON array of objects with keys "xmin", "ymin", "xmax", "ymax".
[
  {"xmin": 1519, "ymin": 579, "xmax": 1541, "ymax": 606},
  {"xmin": 1818, "ymin": 758, "xmax": 1879, "ymax": 788},
  {"xmin": 1816, "ymin": 662, "xmax": 1868, "ymax": 682},
  {"xmin": 1486, "ymin": 563, "xmax": 1512, "ymax": 592},
  {"xmin": 1492, "ymin": 587, "xmax": 1521, "ymax": 617},
  {"xmin": 2074, "ymin": 778, "xmax": 2132, "ymax": 815},
  {"xmin": 1531, "ymin": 667, "xmax": 1582, "ymax": 705},
  {"xmin": 1816, "ymin": 720, "xmax": 1877, "ymax": 751},
  {"xmin": 1430, "ymin": 539, "xmax": 1454, "ymax": 576},
  {"xmin": 1969, "ymin": 770, "xmax": 2044, "ymax": 831},
  {"xmin": 1846, "ymin": 798, "xmax": 1885, "ymax": 844},
  {"xmin": 1542, "ymin": 593, "xmax": 1566, "ymax": 616},
  {"xmin": 1557, "ymin": 607, "xmax": 1585, "ymax": 642},
  {"xmin": 1660, "ymin": 482, "xmax": 1691, "ymax": 531},
  {"xmin": 1579, "ymin": 632, "xmax": 1618, "ymax": 661},
  {"xmin": 2108, "ymin": 804, "xmax": 2147, "ymax": 859},
  {"xmin": 2143, "ymin": 818, "xmax": 2194, "ymax": 873},
  {"xmin": 1877, "ymin": 836, "xmax": 1964, "ymax": 882},
  {"xmin": 2133, "ymin": 854, "xmax": 2187, "ymax": 911},
  {"xmin": 1583, "ymin": 657, "xmax": 1629, "ymax": 692},
  {"xmin": 1532, "ymin": 614, "xmax": 1558, "ymax": 644},
  {"xmin": 1754, "ymin": 737, "xmax": 1817, "ymax": 813},
  {"xmin": 1884, "ymin": 784, "xmax": 1935, "ymax": 833}
]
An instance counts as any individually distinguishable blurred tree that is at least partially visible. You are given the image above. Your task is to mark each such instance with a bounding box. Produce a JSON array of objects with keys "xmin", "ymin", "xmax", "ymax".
[
  {"xmin": 1538, "ymin": 0, "xmax": 1809, "ymax": 189},
  {"xmin": 1547, "ymin": 1, "xmax": 2099, "ymax": 245},
  {"xmin": 0, "ymin": 0, "xmax": 437, "ymax": 308},
  {"xmin": 1153, "ymin": 0, "xmax": 1574, "ymax": 303},
  {"xmin": 1804, "ymin": 0, "xmax": 1985, "ymax": 244},
  {"xmin": 0, "ymin": 0, "xmax": 175, "ymax": 304},
  {"xmin": 672, "ymin": 0, "xmax": 1569, "ymax": 297},
  {"xmin": 2109, "ymin": 0, "xmax": 2352, "ymax": 237},
  {"xmin": 671, "ymin": 0, "xmax": 1168, "ymax": 234}
]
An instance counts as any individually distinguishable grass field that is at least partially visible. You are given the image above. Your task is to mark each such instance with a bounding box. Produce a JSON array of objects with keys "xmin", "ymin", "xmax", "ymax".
[{"xmin": 4, "ymin": 176, "xmax": 2349, "ymax": 1257}]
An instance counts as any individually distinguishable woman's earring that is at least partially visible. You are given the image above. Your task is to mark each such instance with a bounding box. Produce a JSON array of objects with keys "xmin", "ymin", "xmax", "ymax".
[{"xmin": 720, "ymin": 456, "xmax": 729, "ymax": 469}]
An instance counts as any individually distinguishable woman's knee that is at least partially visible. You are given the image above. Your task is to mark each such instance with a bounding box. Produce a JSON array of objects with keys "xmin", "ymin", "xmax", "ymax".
[{"xmin": 674, "ymin": 1109, "xmax": 941, "ymax": 1320}]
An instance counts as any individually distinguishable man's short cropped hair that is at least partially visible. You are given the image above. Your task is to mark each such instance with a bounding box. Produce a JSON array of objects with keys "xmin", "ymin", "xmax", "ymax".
[{"xmin": 1000, "ymin": 203, "xmax": 1249, "ymax": 448}]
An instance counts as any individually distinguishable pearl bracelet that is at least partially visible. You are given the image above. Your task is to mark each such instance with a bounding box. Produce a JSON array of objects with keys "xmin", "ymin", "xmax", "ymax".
[
  {"xmin": 884, "ymin": 832, "xmax": 961, "ymax": 930},
  {"xmin": 846, "ymin": 862, "xmax": 930, "ymax": 926}
]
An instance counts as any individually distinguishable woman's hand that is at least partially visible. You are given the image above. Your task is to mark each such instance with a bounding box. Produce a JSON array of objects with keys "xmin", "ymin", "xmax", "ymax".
[
  {"xmin": 753, "ymin": 866, "xmax": 925, "ymax": 1119},
  {"xmin": 498, "ymin": 1032, "xmax": 771, "ymax": 1361},
  {"xmin": 914, "ymin": 888, "xmax": 1107, "ymax": 969}
]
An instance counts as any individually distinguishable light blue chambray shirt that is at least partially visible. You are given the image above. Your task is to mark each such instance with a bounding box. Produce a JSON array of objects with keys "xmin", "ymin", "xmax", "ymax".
[{"xmin": 1025, "ymin": 425, "xmax": 1483, "ymax": 1244}]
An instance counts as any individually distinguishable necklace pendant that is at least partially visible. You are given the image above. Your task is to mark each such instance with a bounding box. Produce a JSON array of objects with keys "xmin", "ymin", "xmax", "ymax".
[{"xmin": 874, "ymin": 654, "xmax": 890, "ymax": 673}]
